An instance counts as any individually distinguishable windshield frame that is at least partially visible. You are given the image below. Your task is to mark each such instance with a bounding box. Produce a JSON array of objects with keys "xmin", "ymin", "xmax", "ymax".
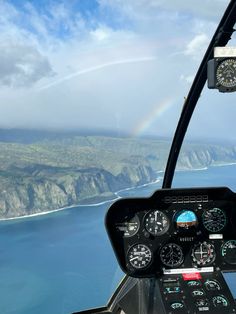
[{"xmin": 162, "ymin": 0, "xmax": 236, "ymax": 189}]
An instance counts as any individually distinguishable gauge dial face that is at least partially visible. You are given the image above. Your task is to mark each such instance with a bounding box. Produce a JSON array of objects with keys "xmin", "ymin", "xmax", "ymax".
[
  {"xmin": 170, "ymin": 302, "xmax": 184, "ymax": 310},
  {"xmin": 116, "ymin": 216, "xmax": 140, "ymax": 237},
  {"xmin": 221, "ymin": 240, "xmax": 236, "ymax": 264},
  {"xmin": 144, "ymin": 210, "xmax": 169, "ymax": 236},
  {"xmin": 127, "ymin": 244, "xmax": 152, "ymax": 269},
  {"xmin": 216, "ymin": 58, "xmax": 236, "ymax": 88},
  {"xmin": 205, "ymin": 280, "xmax": 221, "ymax": 291},
  {"xmin": 175, "ymin": 210, "xmax": 198, "ymax": 230},
  {"xmin": 160, "ymin": 243, "xmax": 184, "ymax": 268},
  {"xmin": 212, "ymin": 295, "xmax": 228, "ymax": 308},
  {"xmin": 192, "ymin": 242, "xmax": 216, "ymax": 266},
  {"xmin": 187, "ymin": 280, "xmax": 202, "ymax": 287},
  {"xmin": 202, "ymin": 208, "xmax": 226, "ymax": 233},
  {"xmin": 195, "ymin": 299, "xmax": 209, "ymax": 307}
]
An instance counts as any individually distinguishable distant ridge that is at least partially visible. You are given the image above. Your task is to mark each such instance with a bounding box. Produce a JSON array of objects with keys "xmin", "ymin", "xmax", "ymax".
[{"xmin": 0, "ymin": 130, "xmax": 235, "ymax": 218}]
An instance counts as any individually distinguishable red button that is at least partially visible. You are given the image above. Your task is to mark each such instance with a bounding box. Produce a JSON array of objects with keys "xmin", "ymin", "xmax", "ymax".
[{"xmin": 182, "ymin": 273, "xmax": 202, "ymax": 281}]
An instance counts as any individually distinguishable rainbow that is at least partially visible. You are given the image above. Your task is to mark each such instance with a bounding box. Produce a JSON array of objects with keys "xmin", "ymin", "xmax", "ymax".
[
  {"xmin": 132, "ymin": 98, "xmax": 174, "ymax": 137},
  {"xmin": 38, "ymin": 56, "xmax": 157, "ymax": 91}
]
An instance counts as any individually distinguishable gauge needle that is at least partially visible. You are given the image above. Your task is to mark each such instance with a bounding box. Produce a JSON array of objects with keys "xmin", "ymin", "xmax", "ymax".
[
  {"xmin": 129, "ymin": 256, "xmax": 140, "ymax": 262},
  {"xmin": 166, "ymin": 247, "xmax": 173, "ymax": 258},
  {"xmin": 155, "ymin": 211, "xmax": 157, "ymax": 221}
]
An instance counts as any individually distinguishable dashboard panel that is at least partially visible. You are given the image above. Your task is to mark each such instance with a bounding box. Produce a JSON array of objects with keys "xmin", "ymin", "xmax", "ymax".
[{"xmin": 105, "ymin": 187, "xmax": 236, "ymax": 277}]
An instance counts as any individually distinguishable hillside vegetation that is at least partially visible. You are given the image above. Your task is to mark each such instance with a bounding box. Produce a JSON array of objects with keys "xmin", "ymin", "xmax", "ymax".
[{"xmin": 0, "ymin": 131, "xmax": 235, "ymax": 218}]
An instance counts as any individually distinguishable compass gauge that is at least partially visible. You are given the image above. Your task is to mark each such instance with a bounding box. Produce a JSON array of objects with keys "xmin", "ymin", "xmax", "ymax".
[{"xmin": 216, "ymin": 58, "xmax": 236, "ymax": 88}]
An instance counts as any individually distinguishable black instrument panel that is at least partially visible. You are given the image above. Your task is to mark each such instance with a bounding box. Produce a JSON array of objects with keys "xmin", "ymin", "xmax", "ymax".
[{"xmin": 105, "ymin": 187, "xmax": 236, "ymax": 277}]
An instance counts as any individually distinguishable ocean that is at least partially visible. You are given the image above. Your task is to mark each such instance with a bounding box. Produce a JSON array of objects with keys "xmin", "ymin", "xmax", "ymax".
[{"xmin": 0, "ymin": 164, "xmax": 236, "ymax": 314}]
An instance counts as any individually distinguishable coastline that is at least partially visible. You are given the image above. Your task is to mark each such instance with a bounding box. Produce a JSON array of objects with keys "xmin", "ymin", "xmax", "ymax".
[
  {"xmin": 0, "ymin": 176, "xmax": 162, "ymax": 222},
  {"xmin": 1, "ymin": 162, "xmax": 236, "ymax": 222},
  {"xmin": 211, "ymin": 162, "xmax": 236, "ymax": 167}
]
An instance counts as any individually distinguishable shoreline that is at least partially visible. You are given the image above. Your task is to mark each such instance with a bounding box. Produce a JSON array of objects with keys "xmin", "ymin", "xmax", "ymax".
[
  {"xmin": 211, "ymin": 162, "xmax": 236, "ymax": 167},
  {"xmin": 1, "ymin": 162, "xmax": 236, "ymax": 222},
  {"xmin": 0, "ymin": 177, "xmax": 162, "ymax": 222}
]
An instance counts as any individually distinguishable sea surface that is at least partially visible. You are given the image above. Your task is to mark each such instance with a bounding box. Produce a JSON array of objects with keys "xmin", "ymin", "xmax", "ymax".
[{"xmin": 1, "ymin": 165, "xmax": 236, "ymax": 314}]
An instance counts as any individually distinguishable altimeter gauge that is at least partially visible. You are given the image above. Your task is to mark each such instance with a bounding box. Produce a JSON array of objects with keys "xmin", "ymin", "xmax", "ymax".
[
  {"xmin": 192, "ymin": 242, "xmax": 216, "ymax": 266},
  {"xmin": 216, "ymin": 58, "xmax": 236, "ymax": 88},
  {"xmin": 202, "ymin": 208, "xmax": 226, "ymax": 233},
  {"xmin": 221, "ymin": 240, "xmax": 236, "ymax": 264},
  {"xmin": 127, "ymin": 244, "xmax": 152, "ymax": 269},
  {"xmin": 160, "ymin": 243, "xmax": 184, "ymax": 268},
  {"xmin": 144, "ymin": 210, "xmax": 169, "ymax": 236}
]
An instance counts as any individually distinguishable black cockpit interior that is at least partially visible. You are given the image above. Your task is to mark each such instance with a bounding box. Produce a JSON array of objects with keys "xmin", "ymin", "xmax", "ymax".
[{"xmin": 105, "ymin": 187, "xmax": 236, "ymax": 313}]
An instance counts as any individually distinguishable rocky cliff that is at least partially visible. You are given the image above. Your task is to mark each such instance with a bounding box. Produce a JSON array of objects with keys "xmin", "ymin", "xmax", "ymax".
[
  {"xmin": 0, "ymin": 164, "xmax": 155, "ymax": 218},
  {"xmin": 0, "ymin": 133, "xmax": 236, "ymax": 219}
]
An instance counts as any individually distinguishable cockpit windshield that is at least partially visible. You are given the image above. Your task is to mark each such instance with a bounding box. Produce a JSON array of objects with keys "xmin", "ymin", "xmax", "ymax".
[{"xmin": 0, "ymin": 1, "xmax": 233, "ymax": 313}]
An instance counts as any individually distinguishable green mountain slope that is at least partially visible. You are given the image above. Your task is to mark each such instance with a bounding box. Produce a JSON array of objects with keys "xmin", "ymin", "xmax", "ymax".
[{"xmin": 0, "ymin": 133, "xmax": 235, "ymax": 218}]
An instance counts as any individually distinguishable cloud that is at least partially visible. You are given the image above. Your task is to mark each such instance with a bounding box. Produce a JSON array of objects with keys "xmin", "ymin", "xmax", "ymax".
[
  {"xmin": 99, "ymin": 0, "xmax": 230, "ymax": 21},
  {"xmin": 0, "ymin": 0, "xmax": 234, "ymax": 141},
  {"xmin": 0, "ymin": 42, "xmax": 54, "ymax": 87},
  {"xmin": 184, "ymin": 33, "xmax": 209, "ymax": 60},
  {"xmin": 0, "ymin": 1, "xmax": 56, "ymax": 87}
]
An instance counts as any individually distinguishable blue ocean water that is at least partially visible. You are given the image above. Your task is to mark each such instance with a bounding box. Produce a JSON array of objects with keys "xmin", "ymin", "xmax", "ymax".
[{"xmin": 0, "ymin": 165, "xmax": 236, "ymax": 314}]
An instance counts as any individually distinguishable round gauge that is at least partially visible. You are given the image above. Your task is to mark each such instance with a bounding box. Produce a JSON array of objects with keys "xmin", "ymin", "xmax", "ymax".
[
  {"xmin": 221, "ymin": 240, "xmax": 236, "ymax": 264},
  {"xmin": 170, "ymin": 302, "xmax": 184, "ymax": 310},
  {"xmin": 187, "ymin": 280, "xmax": 202, "ymax": 287},
  {"xmin": 160, "ymin": 243, "xmax": 184, "ymax": 268},
  {"xmin": 192, "ymin": 289, "xmax": 205, "ymax": 297},
  {"xmin": 204, "ymin": 280, "xmax": 221, "ymax": 291},
  {"xmin": 127, "ymin": 244, "xmax": 152, "ymax": 269},
  {"xmin": 195, "ymin": 299, "xmax": 209, "ymax": 308},
  {"xmin": 212, "ymin": 295, "xmax": 228, "ymax": 308},
  {"xmin": 116, "ymin": 216, "xmax": 140, "ymax": 237},
  {"xmin": 216, "ymin": 58, "xmax": 236, "ymax": 88},
  {"xmin": 202, "ymin": 208, "xmax": 226, "ymax": 233},
  {"xmin": 175, "ymin": 210, "xmax": 198, "ymax": 230},
  {"xmin": 192, "ymin": 242, "xmax": 216, "ymax": 266},
  {"xmin": 144, "ymin": 210, "xmax": 169, "ymax": 236}
]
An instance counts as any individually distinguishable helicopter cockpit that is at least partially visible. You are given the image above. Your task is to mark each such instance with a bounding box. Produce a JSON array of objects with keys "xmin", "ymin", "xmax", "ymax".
[
  {"xmin": 105, "ymin": 187, "xmax": 236, "ymax": 313},
  {"xmin": 75, "ymin": 1, "xmax": 236, "ymax": 313}
]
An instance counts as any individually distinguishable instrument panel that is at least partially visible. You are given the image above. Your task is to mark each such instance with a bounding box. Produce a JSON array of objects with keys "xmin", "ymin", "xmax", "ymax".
[{"xmin": 105, "ymin": 187, "xmax": 236, "ymax": 277}]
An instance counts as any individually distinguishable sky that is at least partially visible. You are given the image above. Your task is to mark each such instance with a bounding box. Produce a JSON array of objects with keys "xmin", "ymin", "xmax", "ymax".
[{"xmin": 0, "ymin": 0, "xmax": 235, "ymax": 141}]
